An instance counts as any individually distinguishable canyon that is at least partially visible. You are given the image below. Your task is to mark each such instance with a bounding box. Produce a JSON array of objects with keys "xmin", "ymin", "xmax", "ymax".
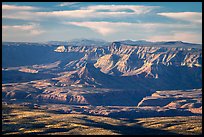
[{"xmin": 2, "ymin": 40, "xmax": 202, "ymax": 135}]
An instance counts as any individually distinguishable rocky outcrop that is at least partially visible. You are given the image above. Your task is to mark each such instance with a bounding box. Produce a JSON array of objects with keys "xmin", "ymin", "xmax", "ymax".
[
  {"xmin": 137, "ymin": 89, "xmax": 202, "ymax": 114},
  {"xmin": 94, "ymin": 44, "xmax": 202, "ymax": 77},
  {"xmin": 53, "ymin": 42, "xmax": 202, "ymax": 80},
  {"xmin": 54, "ymin": 45, "xmax": 66, "ymax": 52}
]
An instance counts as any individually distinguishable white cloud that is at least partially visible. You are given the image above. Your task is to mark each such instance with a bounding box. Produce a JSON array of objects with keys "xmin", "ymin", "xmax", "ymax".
[
  {"xmin": 85, "ymin": 5, "xmax": 159, "ymax": 15},
  {"xmin": 36, "ymin": 10, "xmax": 93, "ymax": 18},
  {"xmin": 2, "ymin": 4, "xmax": 39, "ymax": 10},
  {"xmin": 65, "ymin": 21, "xmax": 169, "ymax": 35},
  {"xmin": 2, "ymin": 23, "xmax": 45, "ymax": 36},
  {"xmin": 2, "ymin": 4, "xmax": 201, "ymax": 43},
  {"xmin": 63, "ymin": 21, "xmax": 202, "ymax": 43},
  {"xmin": 2, "ymin": 10, "xmax": 46, "ymax": 21},
  {"xmin": 64, "ymin": 21, "xmax": 197, "ymax": 35},
  {"xmin": 58, "ymin": 2, "xmax": 80, "ymax": 7},
  {"xmin": 2, "ymin": 4, "xmax": 159, "ymax": 20},
  {"xmin": 157, "ymin": 12, "xmax": 202, "ymax": 23},
  {"xmin": 2, "ymin": 4, "xmax": 41, "ymax": 21},
  {"xmin": 65, "ymin": 22, "xmax": 119, "ymax": 35},
  {"xmin": 37, "ymin": 5, "xmax": 158, "ymax": 19}
]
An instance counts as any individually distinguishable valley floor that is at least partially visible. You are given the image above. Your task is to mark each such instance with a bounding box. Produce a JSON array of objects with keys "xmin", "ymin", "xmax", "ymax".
[{"xmin": 2, "ymin": 103, "xmax": 202, "ymax": 135}]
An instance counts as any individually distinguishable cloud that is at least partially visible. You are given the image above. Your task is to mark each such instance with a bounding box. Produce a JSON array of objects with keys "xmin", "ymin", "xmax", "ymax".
[
  {"xmin": 65, "ymin": 22, "xmax": 120, "ymax": 35},
  {"xmin": 58, "ymin": 2, "xmax": 80, "ymax": 7},
  {"xmin": 37, "ymin": 5, "xmax": 159, "ymax": 19},
  {"xmin": 63, "ymin": 21, "xmax": 202, "ymax": 43},
  {"xmin": 157, "ymin": 12, "xmax": 202, "ymax": 23},
  {"xmin": 85, "ymin": 5, "xmax": 159, "ymax": 14},
  {"xmin": 2, "ymin": 3, "xmax": 201, "ymax": 43},
  {"xmin": 36, "ymin": 10, "xmax": 93, "ymax": 18},
  {"xmin": 2, "ymin": 4, "xmax": 41, "ymax": 20},
  {"xmin": 2, "ymin": 4, "xmax": 159, "ymax": 20},
  {"xmin": 65, "ymin": 21, "xmax": 156, "ymax": 36},
  {"xmin": 2, "ymin": 11, "xmax": 40, "ymax": 20},
  {"xmin": 2, "ymin": 4, "xmax": 39, "ymax": 10},
  {"xmin": 64, "ymin": 21, "xmax": 197, "ymax": 36},
  {"xmin": 2, "ymin": 23, "xmax": 45, "ymax": 36}
]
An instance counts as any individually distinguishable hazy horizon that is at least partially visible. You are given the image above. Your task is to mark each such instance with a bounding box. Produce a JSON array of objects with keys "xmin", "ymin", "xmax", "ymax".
[{"xmin": 2, "ymin": 39, "xmax": 202, "ymax": 45}]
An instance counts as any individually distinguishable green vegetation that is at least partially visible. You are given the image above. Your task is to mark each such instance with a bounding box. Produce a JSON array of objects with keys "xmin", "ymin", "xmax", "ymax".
[
  {"xmin": 2, "ymin": 104, "xmax": 202, "ymax": 135},
  {"xmin": 136, "ymin": 116, "xmax": 202, "ymax": 135}
]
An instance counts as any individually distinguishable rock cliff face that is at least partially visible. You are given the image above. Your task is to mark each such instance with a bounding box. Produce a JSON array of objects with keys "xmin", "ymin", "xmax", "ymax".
[
  {"xmin": 2, "ymin": 41, "xmax": 202, "ymax": 107},
  {"xmin": 3, "ymin": 41, "xmax": 201, "ymax": 88},
  {"xmin": 137, "ymin": 88, "xmax": 202, "ymax": 114},
  {"xmin": 55, "ymin": 42, "xmax": 201, "ymax": 76},
  {"xmin": 94, "ymin": 43, "xmax": 202, "ymax": 77},
  {"xmin": 51, "ymin": 42, "xmax": 202, "ymax": 90}
]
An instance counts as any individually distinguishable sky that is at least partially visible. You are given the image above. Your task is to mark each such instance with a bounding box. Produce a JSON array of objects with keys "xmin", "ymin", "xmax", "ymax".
[{"xmin": 2, "ymin": 2, "xmax": 202, "ymax": 44}]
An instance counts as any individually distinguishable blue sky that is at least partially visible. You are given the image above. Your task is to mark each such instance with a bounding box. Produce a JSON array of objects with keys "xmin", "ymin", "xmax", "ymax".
[{"xmin": 2, "ymin": 2, "xmax": 202, "ymax": 43}]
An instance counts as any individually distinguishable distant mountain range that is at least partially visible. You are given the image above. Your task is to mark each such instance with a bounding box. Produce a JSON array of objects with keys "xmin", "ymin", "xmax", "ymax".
[
  {"xmin": 3, "ymin": 39, "xmax": 202, "ymax": 48},
  {"xmin": 45, "ymin": 39, "xmax": 111, "ymax": 47},
  {"xmin": 115, "ymin": 40, "xmax": 202, "ymax": 49}
]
